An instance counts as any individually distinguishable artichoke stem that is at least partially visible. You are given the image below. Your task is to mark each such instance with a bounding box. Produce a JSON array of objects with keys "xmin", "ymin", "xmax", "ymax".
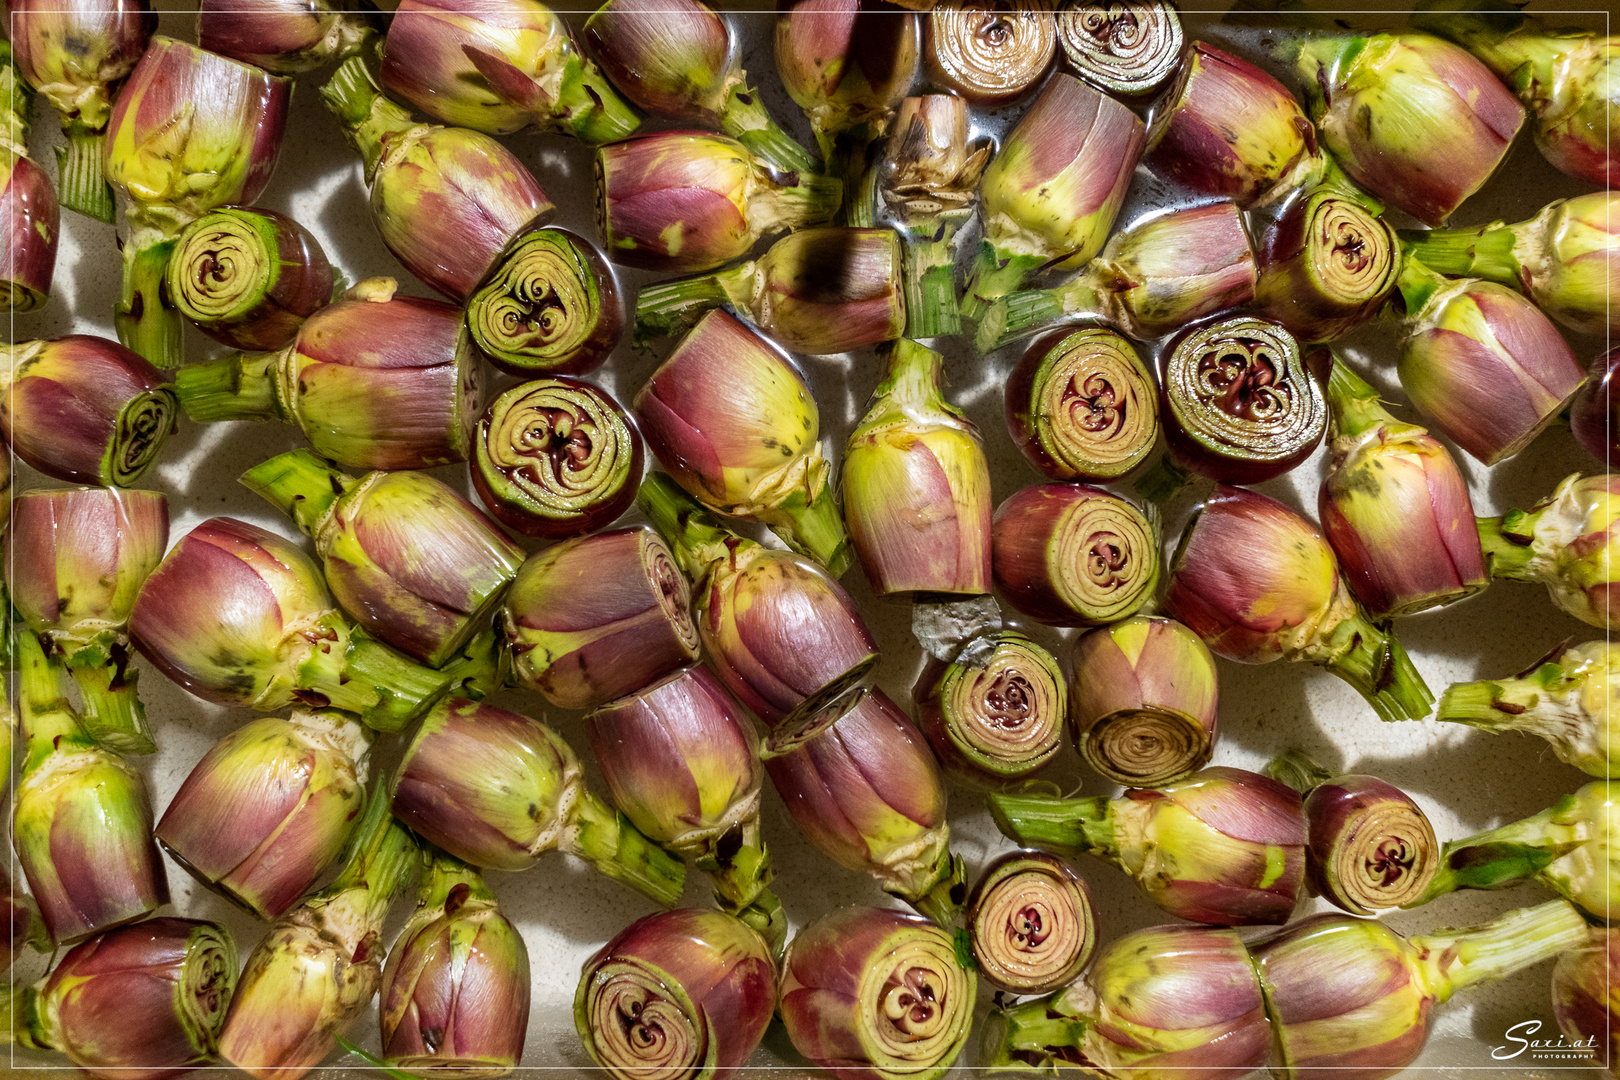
[
  {"xmin": 975, "ymin": 275, "xmax": 1103, "ymax": 354},
  {"xmin": 1411, "ymin": 793, "xmax": 1581, "ymax": 905},
  {"xmin": 321, "ymin": 56, "xmax": 415, "ymax": 176},
  {"xmin": 696, "ymin": 827, "xmax": 771, "ymax": 911},
  {"xmin": 730, "ymin": 888, "xmax": 788, "ymax": 957},
  {"xmin": 239, "ymin": 448, "xmax": 354, "ymax": 538},
  {"xmin": 1434, "ymin": 677, "xmax": 1531, "ymax": 728},
  {"xmin": 67, "ymin": 654, "xmax": 155, "ymax": 756},
  {"xmin": 1476, "ymin": 514, "xmax": 1538, "ymax": 579},
  {"xmin": 435, "ymin": 627, "xmax": 510, "ymax": 702},
  {"xmin": 55, "ymin": 124, "xmax": 114, "ymax": 224},
  {"xmin": 633, "ymin": 261, "xmax": 757, "ymax": 342},
  {"xmin": 1394, "ymin": 254, "xmax": 1449, "ymax": 315},
  {"xmin": 1325, "ymin": 360, "xmax": 1399, "ymax": 441},
  {"xmin": 1129, "ymin": 453, "xmax": 1194, "ymax": 505},
  {"xmin": 903, "ymin": 233, "xmax": 964, "ymax": 340},
  {"xmin": 175, "ymin": 350, "xmax": 282, "ymax": 423},
  {"xmin": 1319, "ymin": 611, "xmax": 1434, "ymax": 723},
  {"xmin": 330, "ymin": 633, "xmax": 452, "ymax": 733},
  {"xmin": 983, "ymin": 996, "xmax": 1091, "ymax": 1070},
  {"xmin": 720, "ymin": 85, "xmax": 821, "ymax": 177},
  {"xmin": 754, "ymin": 165, "xmax": 844, "ymax": 233},
  {"xmin": 823, "ymin": 132, "xmax": 875, "ymax": 227},
  {"xmin": 116, "ymin": 238, "xmax": 183, "ymax": 370},
  {"xmin": 903, "ymin": 852, "xmax": 968, "ymax": 927},
  {"xmin": 1416, "ymin": 898, "xmax": 1589, "ymax": 1000},
  {"xmin": 323, "ymin": 776, "xmax": 418, "ymax": 920},
  {"xmin": 961, "ymin": 247, "xmax": 1048, "ymax": 322},
  {"xmin": 761, "ymin": 481, "xmax": 854, "ymax": 578},
  {"xmin": 1400, "ymin": 221, "xmax": 1522, "ymax": 287},
  {"xmin": 566, "ymin": 793, "xmax": 687, "ymax": 907},
  {"xmin": 15, "ymin": 631, "xmax": 90, "ymax": 772},
  {"xmin": 987, "ymin": 793, "xmax": 1117, "ymax": 862},
  {"xmin": 559, "ymin": 59, "xmax": 641, "ymax": 145},
  {"xmin": 634, "ymin": 473, "xmax": 737, "ymax": 582},
  {"xmin": 1263, "ymin": 748, "xmax": 1337, "ymax": 794},
  {"xmin": 417, "ymin": 846, "xmax": 493, "ymax": 909}
]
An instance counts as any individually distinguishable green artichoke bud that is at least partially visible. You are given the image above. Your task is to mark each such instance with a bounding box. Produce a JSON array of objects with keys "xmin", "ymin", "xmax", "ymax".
[{"xmin": 1476, "ymin": 472, "xmax": 1619, "ymax": 628}]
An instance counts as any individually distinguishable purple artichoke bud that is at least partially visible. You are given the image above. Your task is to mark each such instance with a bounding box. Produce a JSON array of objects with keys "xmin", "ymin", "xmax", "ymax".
[
  {"xmin": 843, "ymin": 338, "xmax": 992, "ymax": 596},
  {"xmin": 379, "ymin": 0, "xmax": 638, "ymax": 143},
  {"xmin": 11, "ymin": 918, "xmax": 236, "ymax": 1080},
  {"xmin": 1402, "ymin": 190, "xmax": 1619, "ymax": 338},
  {"xmin": 1552, "ymin": 927, "xmax": 1620, "ymax": 1075},
  {"xmin": 924, "ymin": 0, "xmax": 1056, "ymax": 105},
  {"xmin": 175, "ymin": 279, "xmax": 480, "ymax": 472},
  {"xmin": 467, "ymin": 228, "xmax": 623, "ymax": 378},
  {"xmin": 167, "ymin": 207, "xmax": 335, "ymax": 352},
  {"xmin": 780, "ymin": 906, "xmax": 974, "ymax": 1080},
  {"xmin": 392, "ymin": 697, "xmax": 686, "ymax": 905},
  {"xmin": 8, "ymin": 486, "xmax": 169, "ymax": 754},
  {"xmin": 636, "ymin": 227, "xmax": 906, "ymax": 355},
  {"xmin": 1004, "ymin": 328, "xmax": 1158, "ymax": 482},
  {"xmin": 105, "ymin": 37, "xmax": 292, "ymax": 370},
  {"xmin": 218, "ymin": 781, "xmax": 416, "ymax": 1080},
  {"xmin": 1056, "ymin": 0, "xmax": 1185, "ymax": 98},
  {"xmin": 634, "ymin": 310, "xmax": 850, "ymax": 574},
  {"xmin": 6, "ymin": 0, "xmax": 154, "ymax": 223},
  {"xmin": 1477, "ymin": 472, "xmax": 1620, "ymax": 628},
  {"xmin": 1164, "ymin": 485, "xmax": 1434, "ymax": 724},
  {"xmin": 984, "ymin": 923, "xmax": 1271, "ymax": 1077},
  {"xmin": 966, "ymin": 850, "xmax": 1095, "ymax": 995},
  {"xmin": 11, "ymin": 630, "xmax": 166, "ymax": 946},
  {"xmin": 961, "ymin": 73, "xmax": 1143, "ymax": 316},
  {"xmin": 1069, "ymin": 615, "xmax": 1220, "ymax": 788},
  {"xmin": 990, "ymin": 766, "xmax": 1306, "ymax": 926},
  {"xmin": 1255, "ymin": 185, "xmax": 1400, "ymax": 343},
  {"xmin": 380, "ymin": 850, "xmax": 529, "ymax": 1076},
  {"xmin": 0, "ymin": 46, "xmax": 59, "ymax": 312},
  {"xmin": 242, "ymin": 449, "xmax": 524, "ymax": 668},
  {"xmin": 1436, "ymin": 640, "xmax": 1620, "ymax": 778},
  {"xmin": 503, "ymin": 527, "xmax": 701, "ymax": 711},
  {"xmin": 582, "ymin": 0, "xmax": 818, "ymax": 175},
  {"xmin": 1256, "ymin": 900, "xmax": 1589, "ymax": 1078},
  {"xmin": 0, "ymin": 335, "xmax": 176, "ymax": 487},
  {"xmin": 764, "ymin": 688, "xmax": 965, "ymax": 925},
  {"xmin": 1571, "ymin": 347, "xmax": 1619, "ymax": 467},
  {"xmin": 129, "ymin": 517, "xmax": 451, "ymax": 732},
  {"xmin": 321, "ymin": 58, "xmax": 559, "ymax": 303},
  {"xmin": 915, "ymin": 631, "xmax": 1066, "ymax": 787},
  {"xmin": 1144, "ymin": 41, "xmax": 1321, "ymax": 208},
  {"xmin": 588, "ymin": 666, "xmax": 785, "ymax": 947},
  {"xmin": 471, "ymin": 377, "xmax": 643, "ymax": 540},
  {"xmin": 576, "ymin": 908, "xmax": 776, "ymax": 1080},
  {"xmin": 155, "ymin": 710, "xmax": 370, "ymax": 920},
  {"xmin": 991, "ymin": 482, "xmax": 1159, "ymax": 627},
  {"xmin": 199, "ymin": 0, "xmax": 378, "ymax": 75},
  {"xmin": 1319, "ymin": 361, "xmax": 1488, "ymax": 617},
  {"xmin": 640, "ymin": 473, "xmax": 877, "ymax": 727},
  {"xmin": 597, "ymin": 130, "xmax": 843, "ymax": 274}
]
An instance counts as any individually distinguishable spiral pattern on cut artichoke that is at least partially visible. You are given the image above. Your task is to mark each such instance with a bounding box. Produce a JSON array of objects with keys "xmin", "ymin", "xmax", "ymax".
[
  {"xmin": 1052, "ymin": 491, "xmax": 1158, "ymax": 623},
  {"xmin": 170, "ymin": 212, "xmax": 271, "ymax": 323},
  {"xmin": 967, "ymin": 851, "xmax": 1095, "ymax": 994},
  {"xmin": 856, "ymin": 928, "xmax": 975, "ymax": 1080},
  {"xmin": 1034, "ymin": 328, "xmax": 1157, "ymax": 480},
  {"xmin": 1056, "ymin": 0, "xmax": 1184, "ymax": 96},
  {"xmin": 1323, "ymin": 797, "xmax": 1439, "ymax": 915},
  {"xmin": 645, "ymin": 539, "xmax": 702, "ymax": 658},
  {"xmin": 583, "ymin": 959, "xmax": 707, "ymax": 1080},
  {"xmin": 938, "ymin": 633, "xmax": 1066, "ymax": 777},
  {"xmin": 928, "ymin": 0, "xmax": 1056, "ymax": 102},
  {"xmin": 111, "ymin": 387, "xmax": 179, "ymax": 487},
  {"xmin": 1079, "ymin": 707, "xmax": 1214, "ymax": 787},
  {"xmin": 467, "ymin": 229, "xmax": 619, "ymax": 376},
  {"xmin": 178, "ymin": 924, "xmax": 238, "ymax": 1051},
  {"xmin": 1308, "ymin": 195, "xmax": 1398, "ymax": 306}
]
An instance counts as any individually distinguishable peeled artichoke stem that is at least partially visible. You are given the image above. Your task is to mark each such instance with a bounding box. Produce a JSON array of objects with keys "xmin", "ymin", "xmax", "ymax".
[{"xmin": 116, "ymin": 237, "xmax": 183, "ymax": 370}]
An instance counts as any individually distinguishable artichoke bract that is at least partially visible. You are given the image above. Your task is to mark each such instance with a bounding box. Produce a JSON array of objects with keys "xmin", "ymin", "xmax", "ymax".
[
  {"xmin": 104, "ymin": 37, "xmax": 291, "ymax": 370},
  {"xmin": 1401, "ymin": 191, "xmax": 1619, "ymax": 338},
  {"xmin": 7, "ymin": 0, "xmax": 154, "ymax": 222},
  {"xmin": 9, "ymin": 918, "xmax": 237, "ymax": 1080},
  {"xmin": 0, "ymin": 336, "xmax": 176, "ymax": 487},
  {"xmin": 915, "ymin": 630, "xmax": 1067, "ymax": 786},
  {"xmin": 467, "ymin": 229, "xmax": 623, "ymax": 377},
  {"xmin": 596, "ymin": 130, "xmax": 843, "ymax": 274},
  {"xmin": 1255, "ymin": 185, "xmax": 1399, "ymax": 343},
  {"xmin": 990, "ymin": 766, "xmax": 1306, "ymax": 926},
  {"xmin": 966, "ymin": 850, "xmax": 1095, "ymax": 995},
  {"xmin": 1414, "ymin": 0, "xmax": 1618, "ymax": 188},
  {"xmin": 1476, "ymin": 472, "xmax": 1619, "ymax": 629},
  {"xmin": 924, "ymin": 0, "xmax": 1055, "ymax": 104},
  {"xmin": 9, "ymin": 487, "xmax": 169, "ymax": 755},
  {"xmin": 323, "ymin": 57, "xmax": 558, "ymax": 304},
  {"xmin": 1412, "ymin": 780, "xmax": 1620, "ymax": 921},
  {"xmin": 1069, "ymin": 615, "xmax": 1220, "ymax": 788},
  {"xmin": 1055, "ymin": 0, "xmax": 1185, "ymax": 98},
  {"xmin": 155, "ymin": 710, "xmax": 370, "ymax": 921},
  {"xmin": 960, "ymin": 73, "xmax": 1143, "ymax": 317},
  {"xmin": 175, "ymin": 278, "xmax": 480, "ymax": 471},
  {"xmin": 1164, "ymin": 485, "xmax": 1434, "ymax": 724},
  {"xmin": 242, "ymin": 449, "xmax": 524, "ymax": 671},
  {"xmin": 635, "ymin": 227, "xmax": 906, "ymax": 354},
  {"xmin": 984, "ymin": 923, "xmax": 1272, "ymax": 1077},
  {"xmin": 11, "ymin": 630, "xmax": 166, "ymax": 946},
  {"xmin": 641, "ymin": 473, "xmax": 878, "ymax": 727},
  {"xmin": 199, "ymin": 0, "xmax": 378, "ymax": 74},
  {"xmin": 1552, "ymin": 928, "xmax": 1620, "ymax": 1075},
  {"xmin": 843, "ymin": 338, "xmax": 992, "ymax": 596},
  {"xmin": 392, "ymin": 697, "xmax": 686, "ymax": 906},
  {"xmin": 588, "ymin": 666, "xmax": 786, "ymax": 951},
  {"xmin": 583, "ymin": 0, "xmax": 818, "ymax": 175},
  {"xmin": 1295, "ymin": 33, "xmax": 1524, "ymax": 227},
  {"xmin": 1005, "ymin": 328, "xmax": 1159, "ymax": 482},
  {"xmin": 1319, "ymin": 361, "xmax": 1488, "ymax": 618},
  {"xmin": 1255, "ymin": 900, "xmax": 1589, "ymax": 1079},
  {"xmin": 129, "ymin": 517, "xmax": 451, "ymax": 732},
  {"xmin": 1572, "ymin": 347, "xmax": 1619, "ymax": 466},
  {"xmin": 976, "ymin": 199, "xmax": 1258, "ymax": 353},
  {"xmin": 764, "ymin": 688, "xmax": 965, "ymax": 925},
  {"xmin": 1436, "ymin": 640, "xmax": 1619, "ymax": 778},
  {"xmin": 503, "ymin": 526, "xmax": 701, "ymax": 711},
  {"xmin": 575, "ymin": 908, "xmax": 777, "ymax": 1080},
  {"xmin": 634, "ymin": 310, "xmax": 850, "ymax": 574},
  {"xmin": 991, "ymin": 482, "xmax": 1159, "ymax": 627},
  {"xmin": 0, "ymin": 44, "xmax": 59, "ymax": 313},
  {"xmin": 380, "ymin": 0, "xmax": 638, "ymax": 143},
  {"xmin": 166, "ymin": 207, "xmax": 334, "ymax": 352},
  {"xmin": 380, "ymin": 848, "xmax": 529, "ymax": 1078},
  {"xmin": 218, "ymin": 779, "xmax": 416, "ymax": 1080},
  {"xmin": 780, "ymin": 906, "xmax": 974, "ymax": 1080}
]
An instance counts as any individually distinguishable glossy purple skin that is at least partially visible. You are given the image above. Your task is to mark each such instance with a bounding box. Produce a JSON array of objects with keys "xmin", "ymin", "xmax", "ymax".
[
  {"xmin": 1551, "ymin": 928, "xmax": 1620, "ymax": 1075},
  {"xmin": 990, "ymin": 482, "xmax": 1153, "ymax": 627},
  {"xmin": 8, "ymin": 486, "xmax": 170, "ymax": 634},
  {"xmin": 198, "ymin": 0, "xmax": 363, "ymax": 73},
  {"xmin": 1301, "ymin": 774, "xmax": 1429, "ymax": 912},
  {"xmin": 583, "ymin": 0, "xmax": 734, "ymax": 122},
  {"xmin": 1570, "ymin": 347, "xmax": 1620, "ymax": 468},
  {"xmin": 0, "ymin": 150, "xmax": 58, "ymax": 309},
  {"xmin": 596, "ymin": 130, "xmax": 761, "ymax": 273}
]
